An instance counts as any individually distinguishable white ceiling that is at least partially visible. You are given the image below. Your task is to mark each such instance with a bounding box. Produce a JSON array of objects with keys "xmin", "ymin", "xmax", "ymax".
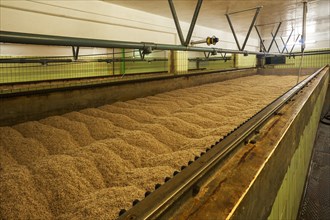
[{"xmin": 104, "ymin": 0, "xmax": 329, "ymax": 41}]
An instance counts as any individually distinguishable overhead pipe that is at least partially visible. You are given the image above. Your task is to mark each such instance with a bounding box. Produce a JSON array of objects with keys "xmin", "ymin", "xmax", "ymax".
[
  {"xmin": 0, "ymin": 30, "xmax": 298, "ymax": 57},
  {"xmin": 301, "ymin": 0, "xmax": 308, "ymax": 52},
  {"xmin": 0, "ymin": 58, "xmax": 72, "ymax": 64},
  {"xmin": 298, "ymin": 0, "xmax": 308, "ymax": 84}
]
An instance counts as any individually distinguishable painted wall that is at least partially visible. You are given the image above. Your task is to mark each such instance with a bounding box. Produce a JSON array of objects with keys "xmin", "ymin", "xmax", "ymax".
[
  {"xmin": 235, "ymin": 54, "xmax": 257, "ymax": 68},
  {"xmin": 268, "ymin": 72, "xmax": 328, "ymax": 220},
  {"xmin": 0, "ymin": 0, "xmax": 259, "ymax": 56}
]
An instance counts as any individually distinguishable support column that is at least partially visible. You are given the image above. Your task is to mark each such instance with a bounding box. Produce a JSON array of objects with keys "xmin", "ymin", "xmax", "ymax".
[{"xmin": 168, "ymin": 50, "xmax": 188, "ymax": 74}]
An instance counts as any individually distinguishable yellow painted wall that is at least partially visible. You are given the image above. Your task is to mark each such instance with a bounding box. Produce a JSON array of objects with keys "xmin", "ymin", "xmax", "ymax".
[
  {"xmin": 268, "ymin": 73, "xmax": 328, "ymax": 220},
  {"xmin": 235, "ymin": 54, "xmax": 256, "ymax": 68}
]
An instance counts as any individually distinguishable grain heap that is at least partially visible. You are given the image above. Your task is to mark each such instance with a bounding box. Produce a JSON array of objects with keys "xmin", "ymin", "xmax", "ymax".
[{"xmin": 0, "ymin": 75, "xmax": 305, "ymax": 219}]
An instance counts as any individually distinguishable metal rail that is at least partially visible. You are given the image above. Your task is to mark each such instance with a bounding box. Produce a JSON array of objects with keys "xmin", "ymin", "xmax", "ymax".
[{"xmin": 117, "ymin": 65, "xmax": 328, "ymax": 220}]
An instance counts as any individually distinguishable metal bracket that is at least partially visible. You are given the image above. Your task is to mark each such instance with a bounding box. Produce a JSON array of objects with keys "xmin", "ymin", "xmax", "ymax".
[
  {"xmin": 139, "ymin": 46, "xmax": 153, "ymax": 60},
  {"xmin": 139, "ymin": 49, "xmax": 146, "ymax": 60},
  {"xmin": 168, "ymin": 0, "xmax": 203, "ymax": 46},
  {"xmin": 225, "ymin": 6, "xmax": 262, "ymax": 51},
  {"xmin": 203, "ymin": 51, "xmax": 211, "ymax": 58},
  {"xmin": 203, "ymin": 49, "xmax": 217, "ymax": 58},
  {"xmin": 72, "ymin": 46, "xmax": 79, "ymax": 60},
  {"xmin": 220, "ymin": 52, "xmax": 227, "ymax": 62}
]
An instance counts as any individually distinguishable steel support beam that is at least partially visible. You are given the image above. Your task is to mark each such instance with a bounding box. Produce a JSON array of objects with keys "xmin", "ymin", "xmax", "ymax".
[
  {"xmin": 227, "ymin": 6, "xmax": 262, "ymax": 15},
  {"xmin": 225, "ymin": 13, "xmax": 241, "ymax": 50},
  {"xmin": 168, "ymin": 0, "xmax": 185, "ymax": 45},
  {"xmin": 185, "ymin": 0, "xmax": 203, "ymax": 46},
  {"xmin": 267, "ymin": 22, "xmax": 282, "ymax": 52},
  {"xmin": 241, "ymin": 7, "xmax": 262, "ymax": 51},
  {"xmin": 271, "ymin": 32, "xmax": 281, "ymax": 53},
  {"xmin": 254, "ymin": 26, "xmax": 267, "ymax": 52},
  {"xmin": 168, "ymin": 0, "xmax": 203, "ymax": 46},
  {"xmin": 72, "ymin": 46, "xmax": 79, "ymax": 60},
  {"xmin": 281, "ymin": 28, "xmax": 294, "ymax": 53},
  {"xmin": 226, "ymin": 6, "xmax": 262, "ymax": 51},
  {"xmin": 281, "ymin": 37, "xmax": 289, "ymax": 53},
  {"xmin": 289, "ymin": 34, "xmax": 301, "ymax": 56}
]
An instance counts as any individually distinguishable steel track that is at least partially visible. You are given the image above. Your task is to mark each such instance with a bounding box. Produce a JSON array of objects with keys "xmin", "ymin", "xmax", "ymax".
[{"xmin": 117, "ymin": 65, "xmax": 328, "ymax": 220}]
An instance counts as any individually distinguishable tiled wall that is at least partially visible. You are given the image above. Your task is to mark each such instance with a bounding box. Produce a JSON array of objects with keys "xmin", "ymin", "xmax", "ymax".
[
  {"xmin": 168, "ymin": 51, "xmax": 189, "ymax": 74},
  {"xmin": 235, "ymin": 54, "xmax": 257, "ymax": 68}
]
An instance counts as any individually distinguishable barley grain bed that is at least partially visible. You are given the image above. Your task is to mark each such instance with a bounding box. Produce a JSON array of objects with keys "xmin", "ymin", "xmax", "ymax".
[{"xmin": 0, "ymin": 75, "xmax": 305, "ymax": 219}]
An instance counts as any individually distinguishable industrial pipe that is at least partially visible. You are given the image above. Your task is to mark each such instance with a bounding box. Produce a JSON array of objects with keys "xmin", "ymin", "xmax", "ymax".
[
  {"xmin": 0, "ymin": 30, "xmax": 292, "ymax": 56},
  {"xmin": 191, "ymin": 36, "xmax": 219, "ymax": 46},
  {"xmin": 301, "ymin": 0, "xmax": 308, "ymax": 52}
]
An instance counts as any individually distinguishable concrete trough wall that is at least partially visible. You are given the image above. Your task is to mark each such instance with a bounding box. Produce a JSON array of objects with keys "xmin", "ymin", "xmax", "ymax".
[
  {"xmin": 0, "ymin": 68, "xmax": 256, "ymax": 126},
  {"xmin": 230, "ymin": 67, "xmax": 329, "ymax": 220}
]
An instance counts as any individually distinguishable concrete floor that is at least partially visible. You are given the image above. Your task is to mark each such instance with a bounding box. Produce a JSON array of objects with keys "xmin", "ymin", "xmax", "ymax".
[{"xmin": 298, "ymin": 112, "xmax": 330, "ymax": 220}]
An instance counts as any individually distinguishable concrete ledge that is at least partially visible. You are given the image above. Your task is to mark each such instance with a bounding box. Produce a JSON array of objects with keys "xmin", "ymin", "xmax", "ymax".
[{"xmin": 0, "ymin": 68, "xmax": 256, "ymax": 126}]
